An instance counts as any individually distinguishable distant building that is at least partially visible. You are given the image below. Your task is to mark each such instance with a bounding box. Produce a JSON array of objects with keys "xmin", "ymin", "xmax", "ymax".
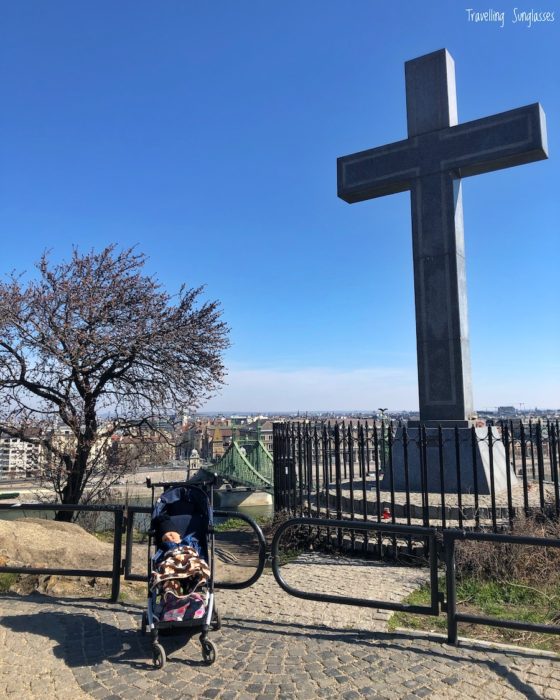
[
  {"xmin": 238, "ymin": 420, "xmax": 274, "ymax": 455},
  {"xmin": 108, "ymin": 430, "xmax": 175, "ymax": 470},
  {"xmin": 176, "ymin": 418, "xmax": 238, "ymax": 461},
  {"xmin": 209, "ymin": 426, "xmax": 233, "ymax": 460},
  {"xmin": 497, "ymin": 406, "xmax": 517, "ymax": 417},
  {"xmin": 0, "ymin": 433, "xmax": 42, "ymax": 478},
  {"xmin": 188, "ymin": 448, "xmax": 201, "ymax": 471}
]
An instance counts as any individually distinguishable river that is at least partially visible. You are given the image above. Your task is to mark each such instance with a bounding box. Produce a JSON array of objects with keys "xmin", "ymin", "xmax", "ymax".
[{"xmin": 0, "ymin": 493, "xmax": 273, "ymax": 530}]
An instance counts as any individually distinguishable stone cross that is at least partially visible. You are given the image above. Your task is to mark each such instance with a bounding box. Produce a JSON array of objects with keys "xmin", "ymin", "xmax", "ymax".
[{"xmin": 338, "ymin": 49, "xmax": 548, "ymax": 424}]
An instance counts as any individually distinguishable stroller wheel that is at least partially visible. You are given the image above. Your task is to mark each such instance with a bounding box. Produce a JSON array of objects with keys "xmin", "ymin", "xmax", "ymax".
[
  {"xmin": 211, "ymin": 605, "xmax": 222, "ymax": 631},
  {"xmin": 152, "ymin": 642, "xmax": 166, "ymax": 669},
  {"xmin": 141, "ymin": 611, "xmax": 147, "ymax": 636},
  {"xmin": 201, "ymin": 639, "xmax": 216, "ymax": 665}
]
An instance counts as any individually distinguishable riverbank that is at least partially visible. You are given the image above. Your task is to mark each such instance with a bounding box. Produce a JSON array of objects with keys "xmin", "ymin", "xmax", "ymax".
[{"xmin": 0, "ymin": 468, "xmax": 186, "ymax": 505}]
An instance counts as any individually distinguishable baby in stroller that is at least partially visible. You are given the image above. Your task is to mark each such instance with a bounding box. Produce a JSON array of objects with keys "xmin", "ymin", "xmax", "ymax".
[
  {"xmin": 142, "ymin": 480, "xmax": 220, "ymax": 668},
  {"xmin": 152, "ymin": 517, "xmax": 210, "ymax": 623}
]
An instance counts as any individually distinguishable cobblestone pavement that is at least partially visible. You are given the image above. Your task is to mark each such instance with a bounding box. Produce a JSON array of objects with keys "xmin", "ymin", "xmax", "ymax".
[{"xmin": 1, "ymin": 554, "xmax": 558, "ymax": 699}]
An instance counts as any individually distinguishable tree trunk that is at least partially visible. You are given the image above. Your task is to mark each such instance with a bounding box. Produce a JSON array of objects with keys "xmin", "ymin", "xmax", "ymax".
[
  {"xmin": 54, "ymin": 446, "xmax": 89, "ymax": 522},
  {"xmin": 54, "ymin": 508, "xmax": 74, "ymax": 522}
]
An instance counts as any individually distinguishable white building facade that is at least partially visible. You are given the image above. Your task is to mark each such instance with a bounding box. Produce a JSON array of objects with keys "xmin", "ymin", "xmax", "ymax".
[{"xmin": 0, "ymin": 434, "xmax": 42, "ymax": 479}]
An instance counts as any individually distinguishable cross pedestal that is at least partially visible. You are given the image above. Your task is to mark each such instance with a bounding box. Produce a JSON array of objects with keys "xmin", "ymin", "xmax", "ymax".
[
  {"xmin": 337, "ymin": 49, "xmax": 548, "ymax": 493},
  {"xmin": 386, "ymin": 426, "xmax": 510, "ymax": 495}
]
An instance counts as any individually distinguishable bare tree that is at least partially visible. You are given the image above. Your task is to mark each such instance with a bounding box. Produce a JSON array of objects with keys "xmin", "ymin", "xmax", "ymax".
[{"xmin": 0, "ymin": 245, "xmax": 229, "ymax": 520}]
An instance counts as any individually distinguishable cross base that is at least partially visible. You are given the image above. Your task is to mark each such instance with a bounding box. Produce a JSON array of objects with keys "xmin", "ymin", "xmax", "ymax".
[
  {"xmin": 407, "ymin": 420, "xmax": 473, "ymax": 429},
  {"xmin": 381, "ymin": 427, "xmax": 518, "ymax": 495}
]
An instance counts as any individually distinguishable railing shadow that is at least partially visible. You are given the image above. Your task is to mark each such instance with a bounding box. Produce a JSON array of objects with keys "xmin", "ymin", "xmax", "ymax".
[{"xmin": 0, "ymin": 593, "xmax": 207, "ymax": 670}]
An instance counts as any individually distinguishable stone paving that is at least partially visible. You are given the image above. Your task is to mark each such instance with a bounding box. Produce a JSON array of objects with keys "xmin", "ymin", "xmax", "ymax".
[{"xmin": 0, "ymin": 553, "xmax": 558, "ymax": 699}]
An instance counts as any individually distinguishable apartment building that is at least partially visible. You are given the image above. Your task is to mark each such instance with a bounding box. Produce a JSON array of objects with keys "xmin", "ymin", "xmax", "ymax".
[{"xmin": 0, "ymin": 433, "xmax": 42, "ymax": 478}]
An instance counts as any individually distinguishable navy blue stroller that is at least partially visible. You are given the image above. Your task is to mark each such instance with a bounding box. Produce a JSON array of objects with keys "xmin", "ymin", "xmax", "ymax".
[{"xmin": 141, "ymin": 478, "xmax": 221, "ymax": 668}]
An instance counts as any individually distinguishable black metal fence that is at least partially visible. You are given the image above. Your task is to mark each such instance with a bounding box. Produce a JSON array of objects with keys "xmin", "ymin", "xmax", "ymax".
[
  {"xmin": 273, "ymin": 419, "xmax": 560, "ymax": 536},
  {"xmin": 270, "ymin": 516, "xmax": 560, "ymax": 646},
  {"xmin": 0, "ymin": 503, "xmax": 266, "ymax": 601},
  {"xmin": 0, "ymin": 503, "xmax": 124, "ymax": 602},
  {"xmin": 271, "ymin": 517, "xmax": 440, "ymax": 614},
  {"xmin": 3, "ymin": 501, "xmax": 558, "ymax": 647},
  {"xmin": 444, "ymin": 528, "xmax": 560, "ymax": 644}
]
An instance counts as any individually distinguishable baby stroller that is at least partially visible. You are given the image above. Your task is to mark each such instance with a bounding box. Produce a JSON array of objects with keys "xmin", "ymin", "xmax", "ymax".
[{"xmin": 141, "ymin": 477, "xmax": 221, "ymax": 668}]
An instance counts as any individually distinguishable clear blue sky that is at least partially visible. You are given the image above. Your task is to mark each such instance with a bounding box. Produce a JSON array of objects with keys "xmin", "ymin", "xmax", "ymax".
[{"xmin": 1, "ymin": 1, "xmax": 558, "ymax": 412}]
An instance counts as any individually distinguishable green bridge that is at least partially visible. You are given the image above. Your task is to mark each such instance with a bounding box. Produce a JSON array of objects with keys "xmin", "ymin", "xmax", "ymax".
[{"xmin": 211, "ymin": 438, "xmax": 273, "ymax": 489}]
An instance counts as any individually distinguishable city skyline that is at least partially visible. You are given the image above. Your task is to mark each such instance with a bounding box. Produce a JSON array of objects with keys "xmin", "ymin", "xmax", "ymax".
[
  {"xmin": 202, "ymin": 363, "xmax": 559, "ymax": 413},
  {"xmin": 1, "ymin": 2, "xmax": 558, "ymax": 413}
]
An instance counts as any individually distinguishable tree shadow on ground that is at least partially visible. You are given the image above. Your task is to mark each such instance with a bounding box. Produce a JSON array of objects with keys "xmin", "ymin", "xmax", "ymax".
[
  {"xmin": 0, "ymin": 592, "xmax": 551, "ymax": 699},
  {"xmin": 0, "ymin": 593, "xmax": 209, "ymax": 671}
]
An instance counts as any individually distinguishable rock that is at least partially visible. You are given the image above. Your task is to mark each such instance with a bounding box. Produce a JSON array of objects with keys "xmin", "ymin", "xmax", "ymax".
[
  {"xmin": 0, "ymin": 517, "xmax": 113, "ymax": 570},
  {"xmin": 0, "ymin": 516, "xmax": 147, "ymax": 600}
]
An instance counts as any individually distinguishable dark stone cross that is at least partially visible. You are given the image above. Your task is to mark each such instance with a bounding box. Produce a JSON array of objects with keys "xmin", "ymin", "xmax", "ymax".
[{"xmin": 338, "ymin": 49, "xmax": 548, "ymax": 424}]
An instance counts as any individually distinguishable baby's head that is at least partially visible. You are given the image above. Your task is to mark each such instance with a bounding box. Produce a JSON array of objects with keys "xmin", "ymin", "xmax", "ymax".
[{"xmin": 162, "ymin": 530, "xmax": 181, "ymax": 544}]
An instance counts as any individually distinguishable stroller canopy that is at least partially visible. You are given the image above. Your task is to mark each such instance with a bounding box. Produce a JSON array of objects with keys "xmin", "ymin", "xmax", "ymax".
[{"xmin": 151, "ymin": 485, "xmax": 212, "ymax": 559}]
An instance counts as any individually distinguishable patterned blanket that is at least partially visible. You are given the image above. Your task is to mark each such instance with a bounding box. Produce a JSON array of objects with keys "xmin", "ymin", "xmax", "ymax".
[{"xmin": 150, "ymin": 545, "xmax": 210, "ymax": 593}]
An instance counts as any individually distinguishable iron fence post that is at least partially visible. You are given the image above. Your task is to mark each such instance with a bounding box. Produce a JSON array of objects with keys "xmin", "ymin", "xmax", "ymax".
[
  {"xmin": 471, "ymin": 426, "xmax": 480, "ymax": 529},
  {"xmin": 348, "ymin": 423, "xmax": 356, "ymax": 551},
  {"xmin": 520, "ymin": 422, "xmax": 530, "ymax": 516},
  {"xmin": 536, "ymin": 421, "xmax": 546, "ymax": 511},
  {"xmin": 297, "ymin": 422, "xmax": 304, "ymax": 517},
  {"xmin": 454, "ymin": 426, "xmax": 463, "ymax": 529},
  {"xmin": 487, "ymin": 426, "xmax": 497, "ymax": 531},
  {"xmin": 305, "ymin": 423, "xmax": 312, "ymax": 517},
  {"xmin": 387, "ymin": 425, "xmax": 397, "ymax": 558},
  {"xmin": 373, "ymin": 422, "xmax": 382, "ymax": 553},
  {"xmin": 124, "ymin": 507, "xmax": 134, "ymax": 580},
  {"xmin": 438, "ymin": 426, "xmax": 446, "ymax": 529},
  {"xmin": 323, "ymin": 423, "xmax": 331, "ymax": 520},
  {"xmin": 403, "ymin": 425, "xmax": 412, "ymax": 552},
  {"xmin": 359, "ymin": 423, "xmax": 369, "ymax": 552},
  {"xmin": 290, "ymin": 423, "xmax": 297, "ymax": 515},
  {"xmin": 273, "ymin": 424, "xmax": 279, "ymax": 510},
  {"xmin": 111, "ymin": 508, "xmax": 124, "ymax": 603},
  {"xmin": 420, "ymin": 425, "xmax": 429, "ymax": 529},
  {"xmin": 502, "ymin": 423, "xmax": 514, "ymax": 529},
  {"xmin": 334, "ymin": 423, "xmax": 343, "ymax": 548},
  {"xmin": 380, "ymin": 417, "xmax": 386, "ymax": 474},
  {"xmin": 529, "ymin": 419, "xmax": 537, "ymax": 479},
  {"xmin": 313, "ymin": 425, "xmax": 320, "ymax": 518},
  {"xmin": 444, "ymin": 533, "xmax": 458, "ymax": 645},
  {"xmin": 551, "ymin": 422, "xmax": 560, "ymax": 516}
]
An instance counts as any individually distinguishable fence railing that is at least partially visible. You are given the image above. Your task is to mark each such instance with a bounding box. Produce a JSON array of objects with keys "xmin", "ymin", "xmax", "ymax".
[
  {"xmin": 0, "ymin": 503, "xmax": 124, "ymax": 601},
  {"xmin": 271, "ymin": 516, "xmax": 560, "ymax": 646},
  {"xmin": 273, "ymin": 419, "xmax": 560, "ymax": 536},
  {"xmin": 0, "ymin": 503, "xmax": 266, "ymax": 601},
  {"xmin": 122, "ymin": 505, "xmax": 267, "ymax": 589},
  {"xmin": 444, "ymin": 529, "xmax": 560, "ymax": 644},
  {"xmin": 271, "ymin": 517, "xmax": 440, "ymax": 614}
]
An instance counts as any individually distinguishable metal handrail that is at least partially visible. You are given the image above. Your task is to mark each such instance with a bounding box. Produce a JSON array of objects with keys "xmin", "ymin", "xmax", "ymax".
[
  {"xmin": 444, "ymin": 528, "xmax": 560, "ymax": 644},
  {"xmin": 122, "ymin": 506, "xmax": 267, "ymax": 590},
  {"xmin": 0, "ymin": 501, "xmax": 268, "ymax": 601},
  {"xmin": 0, "ymin": 502, "xmax": 124, "ymax": 602},
  {"xmin": 271, "ymin": 517, "xmax": 440, "ymax": 615}
]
